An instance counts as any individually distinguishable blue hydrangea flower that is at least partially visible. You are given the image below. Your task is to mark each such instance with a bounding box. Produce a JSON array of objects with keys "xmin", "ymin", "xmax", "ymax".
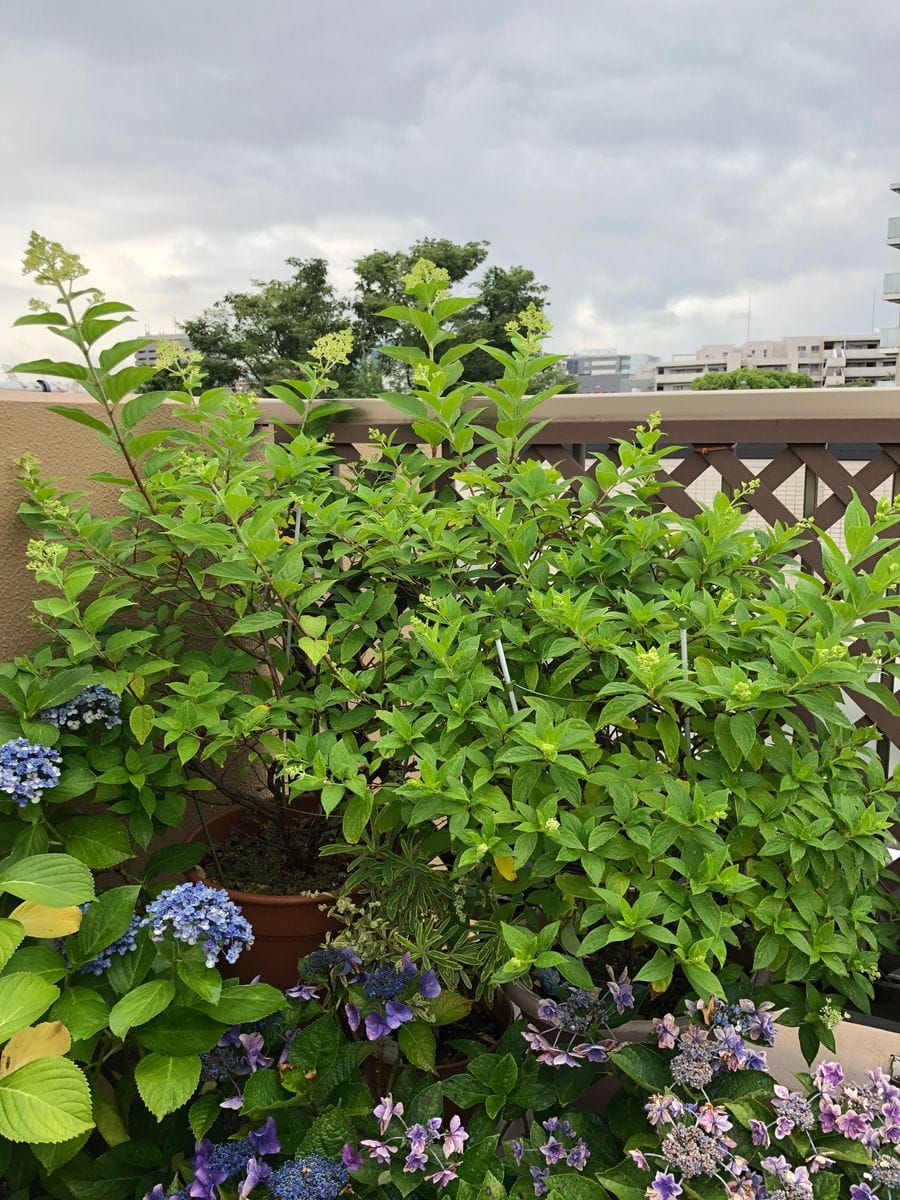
[
  {"xmin": 40, "ymin": 684, "xmax": 121, "ymax": 732},
  {"xmin": 269, "ymin": 1155, "xmax": 348, "ymax": 1200},
  {"xmin": 142, "ymin": 882, "xmax": 253, "ymax": 968},
  {"xmin": 79, "ymin": 912, "xmax": 141, "ymax": 975},
  {"xmin": 208, "ymin": 1137, "xmax": 254, "ymax": 1179},
  {"xmin": 0, "ymin": 738, "xmax": 63, "ymax": 806}
]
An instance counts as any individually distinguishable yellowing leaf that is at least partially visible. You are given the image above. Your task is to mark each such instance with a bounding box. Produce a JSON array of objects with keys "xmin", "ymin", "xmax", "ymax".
[
  {"xmin": 0, "ymin": 1022, "xmax": 72, "ymax": 1078},
  {"xmin": 493, "ymin": 854, "xmax": 517, "ymax": 881},
  {"xmin": 9, "ymin": 902, "xmax": 83, "ymax": 939}
]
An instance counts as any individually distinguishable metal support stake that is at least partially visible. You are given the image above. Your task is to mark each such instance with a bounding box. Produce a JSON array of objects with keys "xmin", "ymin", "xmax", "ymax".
[{"xmin": 495, "ymin": 637, "xmax": 519, "ymax": 714}]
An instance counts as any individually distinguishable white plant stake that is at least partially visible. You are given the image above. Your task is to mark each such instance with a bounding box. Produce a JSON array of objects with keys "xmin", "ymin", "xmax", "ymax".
[
  {"xmin": 680, "ymin": 624, "xmax": 691, "ymax": 751},
  {"xmin": 495, "ymin": 637, "xmax": 519, "ymax": 714}
]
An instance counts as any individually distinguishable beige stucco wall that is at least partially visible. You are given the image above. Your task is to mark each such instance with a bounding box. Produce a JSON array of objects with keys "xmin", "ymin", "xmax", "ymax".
[{"xmin": 0, "ymin": 393, "xmax": 135, "ymax": 660}]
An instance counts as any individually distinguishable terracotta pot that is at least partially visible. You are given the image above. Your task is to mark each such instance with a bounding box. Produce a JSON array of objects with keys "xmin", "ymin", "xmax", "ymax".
[{"xmin": 187, "ymin": 805, "xmax": 341, "ymax": 990}]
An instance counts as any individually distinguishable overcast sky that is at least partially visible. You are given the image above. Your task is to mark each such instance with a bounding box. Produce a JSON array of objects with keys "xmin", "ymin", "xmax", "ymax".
[{"xmin": 2, "ymin": 1, "xmax": 899, "ymax": 368}]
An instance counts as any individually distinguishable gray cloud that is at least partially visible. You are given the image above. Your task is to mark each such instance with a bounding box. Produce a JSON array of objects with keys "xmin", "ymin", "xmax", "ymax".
[{"xmin": 3, "ymin": 0, "xmax": 899, "ymax": 367}]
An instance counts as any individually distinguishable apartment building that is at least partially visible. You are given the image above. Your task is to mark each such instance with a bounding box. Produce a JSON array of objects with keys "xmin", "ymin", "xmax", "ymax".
[
  {"xmin": 565, "ymin": 349, "xmax": 660, "ymax": 393},
  {"xmin": 654, "ymin": 333, "xmax": 898, "ymax": 392},
  {"xmin": 883, "ymin": 181, "xmax": 900, "ymax": 375}
]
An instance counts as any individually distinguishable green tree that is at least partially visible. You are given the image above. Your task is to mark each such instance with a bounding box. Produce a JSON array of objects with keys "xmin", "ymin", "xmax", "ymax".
[
  {"xmin": 182, "ymin": 257, "xmax": 351, "ymax": 388},
  {"xmin": 691, "ymin": 366, "xmax": 814, "ymax": 390},
  {"xmin": 179, "ymin": 239, "xmax": 574, "ymax": 395}
]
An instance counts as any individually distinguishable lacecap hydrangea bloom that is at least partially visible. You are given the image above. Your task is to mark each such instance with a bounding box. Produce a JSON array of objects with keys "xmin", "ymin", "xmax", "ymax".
[
  {"xmin": 0, "ymin": 738, "xmax": 62, "ymax": 806},
  {"xmin": 142, "ymin": 882, "xmax": 253, "ymax": 968},
  {"xmin": 269, "ymin": 1155, "xmax": 348, "ymax": 1200},
  {"xmin": 40, "ymin": 684, "xmax": 121, "ymax": 731}
]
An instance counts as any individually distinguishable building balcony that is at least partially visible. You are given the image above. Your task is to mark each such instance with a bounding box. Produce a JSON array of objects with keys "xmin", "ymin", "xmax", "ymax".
[
  {"xmin": 889, "ymin": 216, "xmax": 900, "ymax": 248},
  {"xmin": 884, "ymin": 271, "xmax": 900, "ymax": 302},
  {"xmin": 879, "ymin": 325, "xmax": 900, "ymax": 349}
]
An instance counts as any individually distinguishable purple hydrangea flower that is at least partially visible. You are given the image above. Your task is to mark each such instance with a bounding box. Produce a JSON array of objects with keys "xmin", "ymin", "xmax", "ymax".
[
  {"xmin": 364, "ymin": 1011, "xmax": 392, "ymax": 1040},
  {"xmin": 248, "ymin": 1118, "xmax": 280, "ymax": 1157},
  {"xmin": 373, "ymin": 1096, "xmax": 403, "ymax": 1134},
  {"xmin": 341, "ymin": 1144, "xmax": 362, "ymax": 1171},
  {"xmin": 286, "ymin": 983, "xmax": 319, "ymax": 1001},
  {"xmin": 238, "ymin": 1158, "xmax": 271, "ymax": 1200},
  {"xmin": 647, "ymin": 1172, "xmax": 683, "ymax": 1200},
  {"xmin": 419, "ymin": 969, "xmax": 441, "ymax": 998},
  {"xmin": 606, "ymin": 967, "xmax": 635, "ymax": 1014},
  {"xmin": 442, "ymin": 1115, "xmax": 468, "ymax": 1156}
]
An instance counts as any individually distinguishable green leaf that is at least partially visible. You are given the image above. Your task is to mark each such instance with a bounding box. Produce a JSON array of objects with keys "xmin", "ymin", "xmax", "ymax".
[
  {"xmin": 398, "ymin": 1021, "xmax": 436, "ymax": 1073},
  {"xmin": 15, "ymin": 359, "xmax": 88, "ymax": 382},
  {"xmin": 227, "ymin": 611, "xmax": 284, "ymax": 636},
  {"xmin": 189, "ymin": 1092, "xmax": 223, "ymax": 1141},
  {"xmin": 196, "ymin": 983, "xmax": 286, "ymax": 1024},
  {"xmin": 681, "ymin": 960, "xmax": 724, "ymax": 1000},
  {"xmin": 0, "ymin": 974, "xmax": 59, "ymax": 1043},
  {"xmin": 46, "ymin": 405, "xmax": 109, "ymax": 434},
  {"xmin": 0, "ymin": 853, "xmax": 95, "ymax": 907},
  {"xmin": 341, "ymin": 789, "xmax": 372, "ymax": 843},
  {"xmin": 0, "ymin": 1057, "xmax": 93, "ymax": 1144},
  {"xmin": 380, "ymin": 391, "xmax": 428, "ymax": 418},
  {"xmin": 609, "ymin": 1042, "xmax": 671, "ymax": 1092},
  {"xmin": 241, "ymin": 1068, "xmax": 287, "ymax": 1113},
  {"xmin": 490, "ymin": 1052, "xmax": 518, "ymax": 1096},
  {"xmin": 134, "ymin": 1052, "xmax": 201, "ymax": 1118},
  {"xmin": 13, "ymin": 312, "xmax": 68, "ymax": 327},
  {"xmin": 128, "ymin": 705, "xmax": 155, "ymax": 746},
  {"xmin": 128, "ymin": 430, "xmax": 173, "ymax": 458},
  {"xmin": 427, "ymin": 990, "xmax": 474, "ymax": 1027},
  {"xmin": 0, "ymin": 918, "xmax": 25, "ymax": 970},
  {"xmin": 50, "ymin": 989, "xmax": 111, "ymax": 1042},
  {"xmin": 31, "ymin": 1131, "xmax": 90, "ymax": 1172},
  {"xmin": 99, "ymin": 337, "xmax": 154, "ymax": 372},
  {"xmin": 548, "ymin": 1176, "xmax": 609, "ymax": 1200},
  {"xmin": 69, "ymin": 887, "xmax": 139, "ymax": 965},
  {"xmin": 141, "ymin": 843, "xmax": 205, "ymax": 880},
  {"xmin": 177, "ymin": 959, "xmax": 222, "ymax": 1005},
  {"xmin": 136, "ymin": 1008, "xmax": 227, "ymax": 1055},
  {"xmin": 59, "ymin": 816, "xmax": 131, "ymax": 869},
  {"xmin": 730, "ymin": 712, "xmax": 757, "ymax": 758},
  {"xmin": 108, "ymin": 980, "xmax": 176, "ymax": 1040}
]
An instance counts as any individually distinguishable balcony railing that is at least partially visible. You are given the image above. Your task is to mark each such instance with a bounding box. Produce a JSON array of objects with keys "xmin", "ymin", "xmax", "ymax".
[
  {"xmin": 884, "ymin": 271, "xmax": 900, "ymax": 298},
  {"xmin": 879, "ymin": 325, "xmax": 900, "ymax": 349},
  {"xmin": 889, "ymin": 216, "xmax": 900, "ymax": 242}
]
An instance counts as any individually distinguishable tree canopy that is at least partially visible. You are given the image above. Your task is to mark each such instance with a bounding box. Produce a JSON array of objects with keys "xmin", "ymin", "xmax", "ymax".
[
  {"xmin": 691, "ymin": 367, "xmax": 814, "ymax": 390},
  {"xmin": 172, "ymin": 239, "xmax": 572, "ymax": 394}
]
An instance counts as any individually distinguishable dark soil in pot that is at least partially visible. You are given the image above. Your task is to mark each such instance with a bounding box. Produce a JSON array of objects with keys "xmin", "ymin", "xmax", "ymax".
[{"xmin": 188, "ymin": 804, "xmax": 347, "ymax": 990}]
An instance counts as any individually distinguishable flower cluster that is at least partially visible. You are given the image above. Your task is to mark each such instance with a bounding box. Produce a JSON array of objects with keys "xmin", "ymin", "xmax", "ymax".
[
  {"xmin": 39, "ymin": 684, "xmax": 121, "ymax": 731},
  {"xmin": 521, "ymin": 968, "xmax": 633, "ymax": 1067},
  {"xmin": 632, "ymin": 1002, "xmax": 899, "ymax": 1200},
  {"xmin": 269, "ymin": 1155, "xmax": 348, "ymax": 1200},
  {"xmin": 344, "ymin": 1095, "xmax": 466, "ymax": 1190},
  {"xmin": 0, "ymin": 738, "xmax": 62, "ymax": 806},
  {"xmin": 510, "ymin": 1118, "xmax": 591, "ymax": 1196},
  {"xmin": 144, "ymin": 1120, "xmax": 280, "ymax": 1200},
  {"xmin": 200, "ymin": 1025, "xmax": 274, "ymax": 1083},
  {"xmin": 302, "ymin": 947, "xmax": 441, "ymax": 1041},
  {"xmin": 652, "ymin": 997, "xmax": 774, "ymax": 1083},
  {"xmin": 143, "ymin": 882, "xmax": 254, "ymax": 968}
]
